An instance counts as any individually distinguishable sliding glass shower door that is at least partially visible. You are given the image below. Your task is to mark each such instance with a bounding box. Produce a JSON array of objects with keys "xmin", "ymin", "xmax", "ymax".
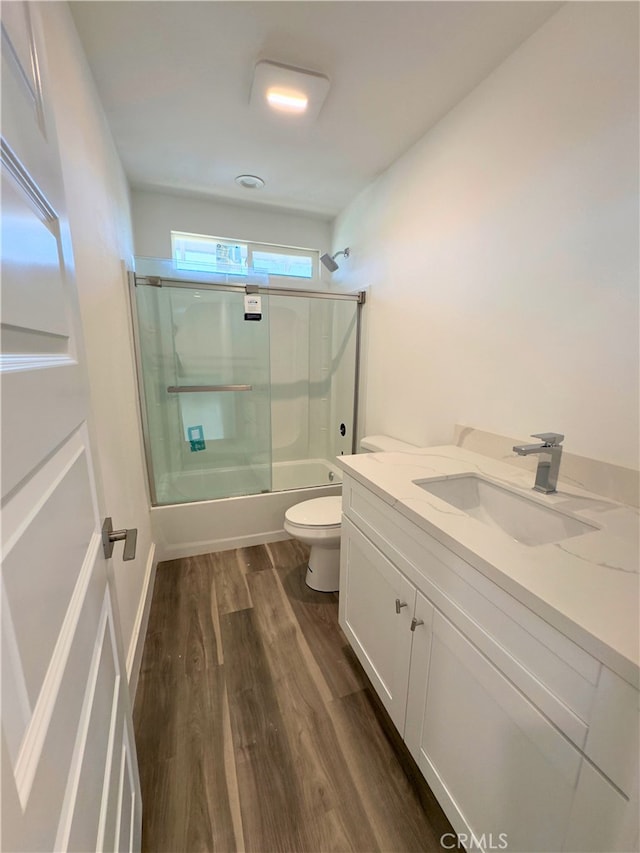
[{"xmin": 136, "ymin": 283, "xmax": 272, "ymax": 503}]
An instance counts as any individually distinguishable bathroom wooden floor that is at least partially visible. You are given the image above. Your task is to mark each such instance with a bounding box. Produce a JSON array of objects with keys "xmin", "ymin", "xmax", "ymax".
[{"xmin": 133, "ymin": 540, "xmax": 453, "ymax": 852}]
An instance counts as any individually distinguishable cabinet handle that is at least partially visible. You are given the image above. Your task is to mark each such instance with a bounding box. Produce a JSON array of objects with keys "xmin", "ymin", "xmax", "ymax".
[
  {"xmin": 395, "ymin": 598, "xmax": 408, "ymax": 614},
  {"xmin": 410, "ymin": 617, "xmax": 424, "ymax": 632}
]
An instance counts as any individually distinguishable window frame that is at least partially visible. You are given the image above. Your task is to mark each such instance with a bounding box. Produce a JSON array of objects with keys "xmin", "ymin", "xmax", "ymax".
[{"xmin": 171, "ymin": 230, "xmax": 319, "ymax": 282}]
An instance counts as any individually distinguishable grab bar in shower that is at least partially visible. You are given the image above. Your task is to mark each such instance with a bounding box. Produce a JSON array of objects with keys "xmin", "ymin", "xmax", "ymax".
[{"xmin": 167, "ymin": 384, "xmax": 253, "ymax": 393}]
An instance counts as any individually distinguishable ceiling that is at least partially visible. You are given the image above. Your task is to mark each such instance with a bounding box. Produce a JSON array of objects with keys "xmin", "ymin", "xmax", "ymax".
[{"xmin": 70, "ymin": 1, "xmax": 561, "ymax": 220}]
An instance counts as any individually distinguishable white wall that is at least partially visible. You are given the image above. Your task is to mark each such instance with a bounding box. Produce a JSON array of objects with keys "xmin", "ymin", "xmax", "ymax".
[
  {"xmin": 333, "ymin": 2, "xmax": 639, "ymax": 470},
  {"xmin": 131, "ymin": 188, "xmax": 332, "ymax": 260},
  {"xmin": 39, "ymin": 4, "xmax": 155, "ymax": 689}
]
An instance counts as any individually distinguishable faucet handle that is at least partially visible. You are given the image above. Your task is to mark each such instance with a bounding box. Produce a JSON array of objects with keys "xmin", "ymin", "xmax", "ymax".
[{"xmin": 531, "ymin": 432, "xmax": 564, "ymax": 446}]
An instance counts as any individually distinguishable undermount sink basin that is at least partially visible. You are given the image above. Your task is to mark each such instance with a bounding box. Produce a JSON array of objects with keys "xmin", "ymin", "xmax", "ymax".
[{"xmin": 414, "ymin": 474, "xmax": 598, "ymax": 546}]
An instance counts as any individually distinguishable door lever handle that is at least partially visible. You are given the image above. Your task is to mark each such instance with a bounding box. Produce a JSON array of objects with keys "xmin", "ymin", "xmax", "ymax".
[{"xmin": 102, "ymin": 517, "xmax": 138, "ymax": 561}]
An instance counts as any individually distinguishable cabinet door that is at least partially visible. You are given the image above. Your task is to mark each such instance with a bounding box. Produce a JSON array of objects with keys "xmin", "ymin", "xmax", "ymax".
[
  {"xmin": 406, "ymin": 610, "xmax": 582, "ymax": 852},
  {"xmin": 339, "ymin": 518, "xmax": 416, "ymax": 731},
  {"xmin": 404, "ymin": 590, "xmax": 435, "ymax": 751}
]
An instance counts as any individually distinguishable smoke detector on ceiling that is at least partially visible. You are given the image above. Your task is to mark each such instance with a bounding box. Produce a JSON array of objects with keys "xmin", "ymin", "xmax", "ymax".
[{"xmin": 235, "ymin": 174, "xmax": 265, "ymax": 190}]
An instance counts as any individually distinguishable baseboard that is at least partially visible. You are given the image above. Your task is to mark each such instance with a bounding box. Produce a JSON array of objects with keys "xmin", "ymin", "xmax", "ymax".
[
  {"xmin": 126, "ymin": 542, "xmax": 157, "ymax": 698},
  {"xmin": 158, "ymin": 529, "xmax": 290, "ymax": 562}
]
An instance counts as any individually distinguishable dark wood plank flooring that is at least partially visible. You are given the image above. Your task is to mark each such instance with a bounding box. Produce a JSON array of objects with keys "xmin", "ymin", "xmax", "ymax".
[{"xmin": 133, "ymin": 540, "xmax": 453, "ymax": 852}]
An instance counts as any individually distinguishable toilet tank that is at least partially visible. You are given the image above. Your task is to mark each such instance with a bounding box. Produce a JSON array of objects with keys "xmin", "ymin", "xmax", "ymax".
[{"xmin": 359, "ymin": 435, "xmax": 420, "ymax": 453}]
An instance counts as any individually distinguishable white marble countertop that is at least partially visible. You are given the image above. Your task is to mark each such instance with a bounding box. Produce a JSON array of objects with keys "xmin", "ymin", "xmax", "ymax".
[{"xmin": 336, "ymin": 446, "xmax": 639, "ymax": 688}]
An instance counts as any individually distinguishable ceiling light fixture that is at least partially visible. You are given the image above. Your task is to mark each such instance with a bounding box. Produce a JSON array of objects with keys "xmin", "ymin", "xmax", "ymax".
[
  {"xmin": 235, "ymin": 174, "xmax": 265, "ymax": 190},
  {"xmin": 266, "ymin": 88, "xmax": 309, "ymax": 113},
  {"xmin": 250, "ymin": 60, "xmax": 330, "ymax": 123}
]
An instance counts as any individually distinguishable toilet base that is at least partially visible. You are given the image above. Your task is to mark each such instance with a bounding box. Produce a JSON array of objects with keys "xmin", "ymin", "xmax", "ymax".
[{"xmin": 305, "ymin": 544, "xmax": 340, "ymax": 593}]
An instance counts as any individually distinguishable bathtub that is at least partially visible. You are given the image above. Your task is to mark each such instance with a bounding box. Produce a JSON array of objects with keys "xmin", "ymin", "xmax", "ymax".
[{"xmin": 151, "ymin": 458, "xmax": 343, "ymax": 560}]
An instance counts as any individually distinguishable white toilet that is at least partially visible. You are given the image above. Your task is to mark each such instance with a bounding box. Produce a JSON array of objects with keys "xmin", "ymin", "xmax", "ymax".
[{"xmin": 284, "ymin": 435, "xmax": 419, "ymax": 592}]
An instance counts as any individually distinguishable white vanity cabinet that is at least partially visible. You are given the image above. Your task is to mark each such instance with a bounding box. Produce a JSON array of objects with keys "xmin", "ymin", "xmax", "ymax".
[
  {"xmin": 564, "ymin": 667, "xmax": 640, "ymax": 852},
  {"xmin": 339, "ymin": 517, "xmax": 423, "ymax": 731},
  {"xmin": 405, "ymin": 608, "xmax": 582, "ymax": 852},
  {"xmin": 339, "ymin": 474, "xmax": 640, "ymax": 853}
]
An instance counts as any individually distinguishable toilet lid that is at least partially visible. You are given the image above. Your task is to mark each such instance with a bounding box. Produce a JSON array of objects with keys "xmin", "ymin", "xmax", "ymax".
[{"xmin": 285, "ymin": 496, "xmax": 342, "ymax": 528}]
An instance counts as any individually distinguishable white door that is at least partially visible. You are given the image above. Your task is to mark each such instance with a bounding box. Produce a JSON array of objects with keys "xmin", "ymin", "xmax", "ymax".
[{"xmin": 1, "ymin": 4, "xmax": 142, "ymax": 851}]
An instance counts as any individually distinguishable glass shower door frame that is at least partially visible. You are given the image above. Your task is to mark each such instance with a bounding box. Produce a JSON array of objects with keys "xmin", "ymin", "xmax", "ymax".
[{"xmin": 129, "ymin": 269, "xmax": 365, "ymax": 506}]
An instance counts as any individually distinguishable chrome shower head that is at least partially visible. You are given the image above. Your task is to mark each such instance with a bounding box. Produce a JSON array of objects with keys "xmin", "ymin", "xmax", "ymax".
[
  {"xmin": 320, "ymin": 247, "xmax": 350, "ymax": 272},
  {"xmin": 320, "ymin": 252, "xmax": 339, "ymax": 272}
]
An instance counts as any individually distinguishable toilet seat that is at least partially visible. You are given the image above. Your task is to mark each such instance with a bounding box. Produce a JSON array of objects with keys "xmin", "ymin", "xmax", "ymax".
[
  {"xmin": 283, "ymin": 436, "xmax": 414, "ymax": 594},
  {"xmin": 284, "ymin": 496, "xmax": 342, "ymax": 529}
]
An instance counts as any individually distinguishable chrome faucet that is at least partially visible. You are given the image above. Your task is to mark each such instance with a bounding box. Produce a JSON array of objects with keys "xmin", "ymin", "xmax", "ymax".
[{"xmin": 512, "ymin": 432, "xmax": 564, "ymax": 494}]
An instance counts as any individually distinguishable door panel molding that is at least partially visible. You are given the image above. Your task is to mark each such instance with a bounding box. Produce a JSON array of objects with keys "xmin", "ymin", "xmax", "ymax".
[
  {"xmin": 13, "ymin": 532, "xmax": 102, "ymax": 807},
  {"xmin": 56, "ymin": 589, "xmax": 121, "ymax": 851},
  {"xmin": 0, "ymin": 573, "xmax": 31, "ymax": 766},
  {"xmin": 115, "ymin": 723, "xmax": 137, "ymax": 853},
  {"xmin": 1, "ymin": 138, "xmax": 56, "ymax": 222},
  {"xmin": 98, "ymin": 683, "xmax": 125, "ymax": 853},
  {"xmin": 0, "ymin": 2, "xmax": 45, "ymax": 132}
]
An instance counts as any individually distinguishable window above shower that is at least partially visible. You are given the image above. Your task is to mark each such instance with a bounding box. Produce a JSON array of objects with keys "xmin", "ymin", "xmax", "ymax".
[{"xmin": 171, "ymin": 231, "xmax": 318, "ymax": 282}]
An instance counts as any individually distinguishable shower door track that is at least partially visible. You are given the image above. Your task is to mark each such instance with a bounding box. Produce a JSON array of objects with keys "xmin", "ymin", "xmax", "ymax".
[{"xmin": 134, "ymin": 273, "xmax": 366, "ymax": 304}]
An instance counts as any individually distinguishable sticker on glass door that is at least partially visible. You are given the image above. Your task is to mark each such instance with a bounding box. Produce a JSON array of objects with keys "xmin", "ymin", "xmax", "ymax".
[{"xmin": 187, "ymin": 425, "xmax": 206, "ymax": 452}]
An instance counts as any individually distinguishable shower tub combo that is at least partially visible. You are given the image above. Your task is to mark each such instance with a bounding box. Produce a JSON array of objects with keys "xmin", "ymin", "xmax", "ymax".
[{"xmin": 130, "ymin": 259, "xmax": 363, "ymax": 559}]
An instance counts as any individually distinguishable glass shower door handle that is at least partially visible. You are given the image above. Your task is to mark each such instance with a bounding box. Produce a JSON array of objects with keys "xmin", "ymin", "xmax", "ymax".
[{"xmin": 167, "ymin": 385, "xmax": 253, "ymax": 393}]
